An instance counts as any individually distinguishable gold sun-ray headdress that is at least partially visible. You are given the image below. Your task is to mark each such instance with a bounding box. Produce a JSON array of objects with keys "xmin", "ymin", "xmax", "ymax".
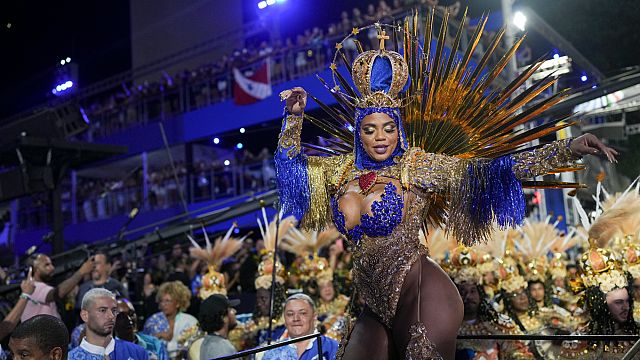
[{"xmin": 302, "ymin": 9, "xmax": 583, "ymax": 243}]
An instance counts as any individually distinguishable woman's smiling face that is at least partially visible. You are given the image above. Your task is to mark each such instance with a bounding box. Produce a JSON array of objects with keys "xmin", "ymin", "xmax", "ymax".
[{"xmin": 359, "ymin": 112, "xmax": 399, "ymax": 162}]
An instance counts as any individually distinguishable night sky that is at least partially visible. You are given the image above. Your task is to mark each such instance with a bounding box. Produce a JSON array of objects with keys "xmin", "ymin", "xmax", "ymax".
[
  {"xmin": 1, "ymin": 0, "xmax": 638, "ymax": 120},
  {"xmin": 0, "ymin": 0, "xmax": 131, "ymax": 119}
]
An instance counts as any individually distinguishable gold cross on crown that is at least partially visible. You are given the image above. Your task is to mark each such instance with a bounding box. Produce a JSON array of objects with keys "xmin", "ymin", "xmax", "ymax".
[{"xmin": 377, "ymin": 28, "xmax": 389, "ymax": 49}]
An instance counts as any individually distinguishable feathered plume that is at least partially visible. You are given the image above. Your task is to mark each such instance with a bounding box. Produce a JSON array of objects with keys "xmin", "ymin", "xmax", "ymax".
[
  {"xmin": 475, "ymin": 227, "xmax": 520, "ymax": 260},
  {"xmin": 515, "ymin": 216, "xmax": 563, "ymax": 263},
  {"xmin": 187, "ymin": 223, "xmax": 246, "ymax": 271},
  {"xmin": 281, "ymin": 226, "xmax": 341, "ymax": 256},
  {"xmin": 588, "ymin": 199, "xmax": 640, "ymax": 248},
  {"xmin": 256, "ymin": 207, "xmax": 297, "ymax": 253}
]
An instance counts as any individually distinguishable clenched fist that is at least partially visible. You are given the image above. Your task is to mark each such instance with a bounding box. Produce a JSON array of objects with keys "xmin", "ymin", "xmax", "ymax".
[{"xmin": 280, "ymin": 87, "xmax": 307, "ymax": 116}]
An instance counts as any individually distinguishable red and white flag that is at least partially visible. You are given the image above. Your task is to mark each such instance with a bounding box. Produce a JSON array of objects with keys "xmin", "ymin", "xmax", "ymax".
[{"xmin": 233, "ymin": 59, "xmax": 272, "ymax": 105}]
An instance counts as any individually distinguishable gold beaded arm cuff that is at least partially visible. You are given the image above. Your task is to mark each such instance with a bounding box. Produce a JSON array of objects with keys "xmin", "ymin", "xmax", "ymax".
[
  {"xmin": 511, "ymin": 139, "xmax": 581, "ymax": 179},
  {"xmin": 277, "ymin": 114, "xmax": 304, "ymax": 159},
  {"xmin": 403, "ymin": 147, "xmax": 468, "ymax": 192}
]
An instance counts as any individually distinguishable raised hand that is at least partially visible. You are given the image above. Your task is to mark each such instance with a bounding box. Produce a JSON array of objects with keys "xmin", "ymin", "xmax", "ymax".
[
  {"xmin": 280, "ymin": 87, "xmax": 307, "ymax": 116},
  {"xmin": 21, "ymin": 267, "xmax": 35, "ymax": 294},
  {"xmin": 79, "ymin": 256, "xmax": 96, "ymax": 276},
  {"xmin": 570, "ymin": 133, "xmax": 619, "ymax": 163}
]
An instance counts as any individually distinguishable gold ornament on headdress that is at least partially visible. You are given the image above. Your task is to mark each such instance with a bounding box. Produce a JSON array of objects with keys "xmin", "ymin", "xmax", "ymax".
[
  {"xmin": 548, "ymin": 227, "xmax": 579, "ymax": 280},
  {"xmin": 448, "ymin": 245, "xmax": 482, "ymax": 285},
  {"xmin": 578, "ymin": 242, "xmax": 627, "ymax": 294},
  {"xmin": 254, "ymin": 208, "xmax": 297, "ymax": 289},
  {"xmin": 281, "ymin": 226, "xmax": 341, "ymax": 284},
  {"xmin": 499, "ymin": 272, "xmax": 528, "ymax": 294},
  {"xmin": 623, "ymin": 242, "xmax": 640, "ymax": 280},
  {"xmin": 475, "ymin": 228, "xmax": 518, "ymax": 276},
  {"xmin": 187, "ymin": 223, "xmax": 246, "ymax": 299},
  {"xmin": 351, "ymin": 32, "xmax": 409, "ymax": 108}
]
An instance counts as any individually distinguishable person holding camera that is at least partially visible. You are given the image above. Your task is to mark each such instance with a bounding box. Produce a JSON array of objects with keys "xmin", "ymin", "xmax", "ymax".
[{"xmin": 21, "ymin": 253, "xmax": 94, "ymax": 322}]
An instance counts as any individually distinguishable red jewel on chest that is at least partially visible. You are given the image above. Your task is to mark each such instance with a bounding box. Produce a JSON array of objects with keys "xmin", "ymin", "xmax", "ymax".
[{"xmin": 358, "ymin": 171, "xmax": 377, "ymax": 193}]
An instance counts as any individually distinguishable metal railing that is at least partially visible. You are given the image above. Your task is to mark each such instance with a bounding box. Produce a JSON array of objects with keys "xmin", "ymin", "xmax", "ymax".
[
  {"xmin": 211, "ymin": 332, "xmax": 323, "ymax": 360},
  {"xmin": 17, "ymin": 159, "xmax": 276, "ymax": 229},
  {"xmin": 206, "ymin": 333, "xmax": 640, "ymax": 360}
]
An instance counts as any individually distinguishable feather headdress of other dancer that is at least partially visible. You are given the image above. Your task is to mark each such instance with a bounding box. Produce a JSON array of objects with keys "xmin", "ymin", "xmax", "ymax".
[
  {"xmin": 187, "ymin": 223, "xmax": 247, "ymax": 298},
  {"xmin": 422, "ymin": 227, "xmax": 457, "ymax": 267},
  {"xmin": 515, "ymin": 216, "xmax": 567, "ymax": 282},
  {"xmin": 281, "ymin": 226, "xmax": 342, "ymax": 283},
  {"xmin": 254, "ymin": 208, "xmax": 297, "ymax": 290}
]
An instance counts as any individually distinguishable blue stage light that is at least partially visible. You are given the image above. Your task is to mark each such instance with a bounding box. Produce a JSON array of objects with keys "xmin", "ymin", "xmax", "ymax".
[
  {"xmin": 257, "ymin": 1, "xmax": 267, "ymax": 9},
  {"xmin": 581, "ymin": 75, "xmax": 587, "ymax": 82},
  {"xmin": 236, "ymin": 143, "xmax": 244, "ymax": 149},
  {"xmin": 213, "ymin": 137, "xmax": 220, "ymax": 144},
  {"xmin": 266, "ymin": 0, "xmax": 276, "ymax": 5},
  {"xmin": 239, "ymin": 127, "xmax": 246, "ymax": 134}
]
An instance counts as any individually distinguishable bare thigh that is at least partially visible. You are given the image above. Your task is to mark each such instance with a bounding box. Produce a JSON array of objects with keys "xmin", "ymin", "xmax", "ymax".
[
  {"xmin": 392, "ymin": 256, "xmax": 464, "ymax": 360},
  {"xmin": 339, "ymin": 307, "xmax": 396, "ymax": 360}
]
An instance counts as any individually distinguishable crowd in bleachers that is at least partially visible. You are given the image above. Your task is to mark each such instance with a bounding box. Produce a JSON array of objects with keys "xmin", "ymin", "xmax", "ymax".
[
  {"xmin": 17, "ymin": 148, "xmax": 276, "ymax": 229},
  {"xmin": 85, "ymin": 0, "xmax": 462, "ymax": 140}
]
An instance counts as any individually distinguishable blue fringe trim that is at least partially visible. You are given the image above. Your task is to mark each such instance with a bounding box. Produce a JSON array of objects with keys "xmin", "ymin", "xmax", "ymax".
[
  {"xmin": 488, "ymin": 156, "xmax": 525, "ymax": 228},
  {"xmin": 274, "ymin": 151, "xmax": 310, "ymax": 222},
  {"xmin": 450, "ymin": 155, "xmax": 525, "ymax": 245}
]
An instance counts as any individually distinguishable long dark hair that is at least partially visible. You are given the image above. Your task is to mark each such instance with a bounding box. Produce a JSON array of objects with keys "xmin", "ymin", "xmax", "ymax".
[
  {"xmin": 584, "ymin": 283, "xmax": 638, "ymax": 336},
  {"xmin": 527, "ymin": 279, "xmax": 554, "ymax": 308},
  {"xmin": 501, "ymin": 289, "xmax": 538, "ymax": 333}
]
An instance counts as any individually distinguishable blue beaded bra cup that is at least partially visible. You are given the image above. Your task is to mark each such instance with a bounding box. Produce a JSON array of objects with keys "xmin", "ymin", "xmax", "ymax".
[{"xmin": 331, "ymin": 182, "xmax": 404, "ymax": 244}]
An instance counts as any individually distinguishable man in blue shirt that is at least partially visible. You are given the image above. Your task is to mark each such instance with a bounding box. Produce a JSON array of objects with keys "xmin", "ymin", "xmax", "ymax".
[
  {"xmin": 263, "ymin": 293, "xmax": 339, "ymax": 360},
  {"xmin": 69, "ymin": 288, "xmax": 148, "ymax": 360}
]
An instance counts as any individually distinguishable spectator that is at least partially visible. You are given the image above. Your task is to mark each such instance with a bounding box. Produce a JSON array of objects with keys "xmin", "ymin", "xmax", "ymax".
[
  {"xmin": 190, "ymin": 294, "xmax": 240, "ymax": 360},
  {"xmin": 143, "ymin": 281, "xmax": 198, "ymax": 358},
  {"xmin": 8, "ymin": 315, "xmax": 69, "ymax": 360},
  {"xmin": 0, "ymin": 274, "xmax": 35, "ymax": 341},
  {"xmin": 76, "ymin": 252, "xmax": 129, "ymax": 311},
  {"xmin": 69, "ymin": 288, "xmax": 148, "ymax": 359},
  {"xmin": 142, "ymin": 271, "xmax": 163, "ymax": 323},
  {"xmin": 21, "ymin": 254, "xmax": 94, "ymax": 322},
  {"xmin": 166, "ymin": 257, "xmax": 191, "ymax": 289},
  {"xmin": 262, "ymin": 293, "xmax": 339, "ymax": 360},
  {"xmin": 115, "ymin": 298, "xmax": 169, "ymax": 360}
]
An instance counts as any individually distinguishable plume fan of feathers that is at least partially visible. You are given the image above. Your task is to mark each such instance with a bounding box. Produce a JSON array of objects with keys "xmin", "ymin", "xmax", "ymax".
[
  {"xmin": 187, "ymin": 224, "xmax": 246, "ymax": 271},
  {"xmin": 423, "ymin": 228, "xmax": 457, "ymax": 261},
  {"xmin": 474, "ymin": 227, "xmax": 520, "ymax": 259},
  {"xmin": 515, "ymin": 216, "xmax": 571, "ymax": 262},
  {"xmin": 256, "ymin": 207, "xmax": 298, "ymax": 253},
  {"xmin": 576, "ymin": 176, "xmax": 640, "ymax": 248},
  {"xmin": 281, "ymin": 226, "xmax": 342, "ymax": 256}
]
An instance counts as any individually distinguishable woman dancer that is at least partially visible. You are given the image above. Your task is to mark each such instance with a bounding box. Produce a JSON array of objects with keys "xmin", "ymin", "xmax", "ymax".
[{"xmin": 275, "ymin": 15, "xmax": 618, "ymax": 359}]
